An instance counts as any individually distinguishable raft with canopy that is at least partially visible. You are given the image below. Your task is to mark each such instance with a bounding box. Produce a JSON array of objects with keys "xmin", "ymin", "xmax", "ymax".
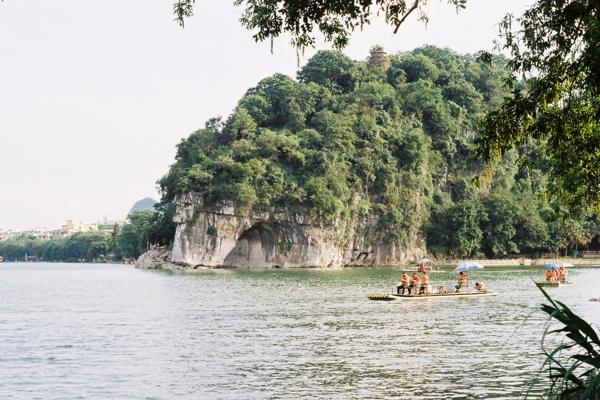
[
  {"xmin": 535, "ymin": 262, "xmax": 575, "ymax": 287},
  {"xmin": 368, "ymin": 262, "xmax": 496, "ymax": 300}
]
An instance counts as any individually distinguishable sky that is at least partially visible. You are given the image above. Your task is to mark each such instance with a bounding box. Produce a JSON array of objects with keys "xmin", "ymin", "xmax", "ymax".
[{"xmin": 0, "ymin": 0, "xmax": 532, "ymax": 230}]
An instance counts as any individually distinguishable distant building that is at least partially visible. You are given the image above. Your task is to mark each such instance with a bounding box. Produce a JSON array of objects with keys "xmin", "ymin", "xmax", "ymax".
[
  {"xmin": 1, "ymin": 218, "xmax": 125, "ymax": 241},
  {"xmin": 98, "ymin": 224, "xmax": 123, "ymax": 236},
  {"xmin": 62, "ymin": 220, "xmax": 99, "ymax": 235},
  {"xmin": 0, "ymin": 229, "xmax": 16, "ymax": 241},
  {"xmin": 21, "ymin": 228, "xmax": 55, "ymax": 241},
  {"xmin": 0, "ymin": 227, "xmax": 62, "ymax": 241}
]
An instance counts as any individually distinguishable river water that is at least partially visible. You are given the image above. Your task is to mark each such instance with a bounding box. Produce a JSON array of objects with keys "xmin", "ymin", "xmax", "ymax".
[{"xmin": 0, "ymin": 263, "xmax": 598, "ymax": 399}]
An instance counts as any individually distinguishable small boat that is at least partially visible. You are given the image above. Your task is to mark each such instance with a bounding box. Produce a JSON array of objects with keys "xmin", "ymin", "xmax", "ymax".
[
  {"xmin": 367, "ymin": 289, "xmax": 496, "ymax": 301},
  {"xmin": 539, "ymin": 263, "xmax": 574, "ymax": 287},
  {"xmin": 369, "ymin": 262, "xmax": 495, "ymax": 300},
  {"xmin": 535, "ymin": 281, "xmax": 575, "ymax": 287},
  {"xmin": 391, "ymin": 290, "xmax": 496, "ymax": 299}
]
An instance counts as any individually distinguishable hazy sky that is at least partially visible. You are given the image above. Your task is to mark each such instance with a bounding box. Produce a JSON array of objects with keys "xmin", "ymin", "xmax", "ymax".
[{"xmin": 0, "ymin": 0, "xmax": 531, "ymax": 230}]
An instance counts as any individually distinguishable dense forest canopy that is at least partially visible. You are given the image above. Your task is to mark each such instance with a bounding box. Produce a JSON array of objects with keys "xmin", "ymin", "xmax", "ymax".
[
  {"xmin": 159, "ymin": 46, "xmax": 599, "ymax": 259},
  {"xmin": 172, "ymin": 0, "xmax": 600, "ymax": 212}
]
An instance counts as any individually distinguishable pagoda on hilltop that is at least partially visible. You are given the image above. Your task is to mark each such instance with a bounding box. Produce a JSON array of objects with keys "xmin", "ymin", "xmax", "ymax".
[{"xmin": 368, "ymin": 45, "xmax": 390, "ymax": 71}]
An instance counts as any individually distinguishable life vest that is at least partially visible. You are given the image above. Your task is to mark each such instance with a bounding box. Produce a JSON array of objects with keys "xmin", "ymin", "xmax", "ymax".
[
  {"xmin": 421, "ymin": 275, "xmax": 429, "ymax": 285},
  {"xmin": 401, "ymin": 274, "xmax": 409, "ymax": 286},
  {"xmin": 411, "ymin": 275, "xmax": 419, "ymax": 285},
  {"xmin": 458, "ymin": 275, "xmax": 466, "ymax": 284}
]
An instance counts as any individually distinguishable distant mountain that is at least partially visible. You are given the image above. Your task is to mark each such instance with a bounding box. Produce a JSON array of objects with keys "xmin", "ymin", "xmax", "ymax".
[{"xmin": 129, "ymin": 197, "xmax": 158, "ymax": 214}]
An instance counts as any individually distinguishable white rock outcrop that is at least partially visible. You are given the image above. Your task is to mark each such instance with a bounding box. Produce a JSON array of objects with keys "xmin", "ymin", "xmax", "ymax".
[{"xmin": 161, "ymin": 192, "xmax": 425, "ymax": 269}]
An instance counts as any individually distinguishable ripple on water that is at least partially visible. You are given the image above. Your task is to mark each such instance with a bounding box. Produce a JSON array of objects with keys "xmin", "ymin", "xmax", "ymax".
[{"xmin": 0, "ymin": 263, "xmax": 598, "ymax": 399}]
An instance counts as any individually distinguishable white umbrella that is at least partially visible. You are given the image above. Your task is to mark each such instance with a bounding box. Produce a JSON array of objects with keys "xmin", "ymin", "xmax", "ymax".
[
  {"xmin": 453, "ymin": 262, "xmax": 484, "ymax": 293},
  {"xmin": 453, "ymin": 262, "xmax": 484, "ymax": 273}
]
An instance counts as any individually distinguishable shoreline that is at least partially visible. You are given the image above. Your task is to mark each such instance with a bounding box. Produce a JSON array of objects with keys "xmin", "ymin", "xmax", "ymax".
[
  {"xmin": 445, "ymin": 258, "xmax": 600, "ymax": 267},
  {"xmin": 2, "ymin": 259, "xmax": 599, "ymax": 269}
]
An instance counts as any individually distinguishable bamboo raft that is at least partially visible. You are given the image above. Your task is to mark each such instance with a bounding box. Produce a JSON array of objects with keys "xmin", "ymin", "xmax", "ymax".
[
  {"xmin": 367, "ymin": 291, "xmax": 496, "ymax": 300},
  {"xmin": 391, "ymin": 291, "xmax": 497, "ymax": 299},
  {"xmin": 535, "ymin": 281, "xmax": 575, "ymax": 287}
]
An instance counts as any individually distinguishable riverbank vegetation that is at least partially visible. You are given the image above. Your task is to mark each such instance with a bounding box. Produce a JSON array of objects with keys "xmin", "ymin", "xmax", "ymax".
[
  {"xmin": 159, "ymin": 46, "xmax": 600, "ymax": 258},
  {"xmin": 0, "ymin": 231, "xmax": 113, "ymax": 263},
  {"xmin": 0, "ymin": 208, "xmax": 175, "ymax": 262}
]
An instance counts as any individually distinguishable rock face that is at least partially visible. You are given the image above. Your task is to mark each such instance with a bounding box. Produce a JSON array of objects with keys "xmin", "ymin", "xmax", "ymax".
[
  {"xmin": 164, "ymin": 193, "xmax": 425, "ymax": 269},
  {"xmin": 135, "ymin": 248, "xmax": 171, "ymax": 269}
]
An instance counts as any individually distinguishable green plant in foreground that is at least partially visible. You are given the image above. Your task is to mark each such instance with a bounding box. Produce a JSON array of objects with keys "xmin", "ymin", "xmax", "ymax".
[{"xmin": 534, "ymin": 285, "xmax": 600, "ymax": 399}]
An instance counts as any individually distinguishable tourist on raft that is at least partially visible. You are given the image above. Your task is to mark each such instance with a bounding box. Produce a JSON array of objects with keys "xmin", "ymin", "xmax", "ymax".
[
  {"xmin": 418, "ymin": 272, "xmax": 429, "ymax": 295},
  {"xmin": 559, "ymin": 266, "xmax": 568, "ymax": 283},
  {"xmin": 474, "ymin": 282, "xmax": 486, "ymax": 292},
  {"xmin": 397, "ymin": 273, "xmax": 410, "ymax": 295},
  {"xmin": 545, "ymin": 269, "xmax": 554, "ymax": 283},
  {"xmin": 417, "ymin": 262, "xmax": 429, "ymax": 273},
  {"xmin": 455, "ymin": 271, "xmax": 467, "ymax": 293},
  {"xmin": 409, "ymin": 272, "xmax": 420, "ymax": 294}
]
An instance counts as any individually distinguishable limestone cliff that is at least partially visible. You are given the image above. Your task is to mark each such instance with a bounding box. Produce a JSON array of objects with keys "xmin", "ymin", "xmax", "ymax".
[{"xmin": 161, "ymin": 193, "xmax": 425, "ymax": 269}]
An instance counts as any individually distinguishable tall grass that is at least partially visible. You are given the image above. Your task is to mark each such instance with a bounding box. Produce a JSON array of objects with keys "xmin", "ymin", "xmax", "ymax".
[{"xmin": 535, "ymin": 284, "xmax": 600, "ymax": 399}]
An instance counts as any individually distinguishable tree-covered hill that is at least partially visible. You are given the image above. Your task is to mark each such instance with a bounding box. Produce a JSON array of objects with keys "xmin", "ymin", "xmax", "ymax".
[
  {"xmin": 158, "ymin": 46, "xmax": 599, "ymax": 259},
  {"xmin": 129, "ymin": 197, "xmax": 158, "ymax": 213}
]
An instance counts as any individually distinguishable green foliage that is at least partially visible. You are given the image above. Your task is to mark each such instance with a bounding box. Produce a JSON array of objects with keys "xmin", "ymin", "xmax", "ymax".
[
  {"xmin": 515, "ymin": 208, "xmax": 550, "ymax": 254},
  {"xmin": 447, "ymin": 200, "xmax": 486, "ymax": 258},
  {"xmin": 479, "ymin": 0, "xmax": 600, "ymax": 211},
  {"xmin": 532, "ymin": 285, "xmax": 600, "ymax": 399},
  {"xmin": 226, "ymin": 107, "xmax": 258, "ymax": 139},
  {"xmin": 480, "ymin": 194, "xmax": 519, "ymax": 257},
  {"xmin": 173, "ymin": 1, "xmax": 468, "ymax": 49},
  {"xmin": 0, "ymin": 232, "xmax": 112, "ymax": 262},
  {"xmin": 395, "ymin": 53, "xmax": 440, "ymax": 83},
  {"xmin": 297, "ymin": 50, "xmax": 358, "ymax": 92},
  {"xmin": 159, "ymin": 46, "xmax": 599, "ymax": 252},
  {"xmin": 117, "ymin": 208, "xmax": 177, "ymax": 258}
]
